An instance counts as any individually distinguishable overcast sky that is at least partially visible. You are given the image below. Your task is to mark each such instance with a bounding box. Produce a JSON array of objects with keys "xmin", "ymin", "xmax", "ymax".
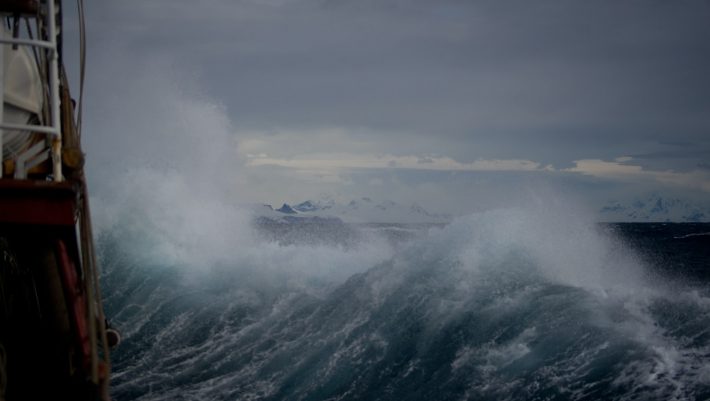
[{"xmin": 66, "ymin": 0, "xmax": 710, "ymax": 214}]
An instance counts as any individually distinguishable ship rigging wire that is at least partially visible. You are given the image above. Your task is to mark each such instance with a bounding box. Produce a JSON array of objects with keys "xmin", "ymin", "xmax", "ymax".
[{"xmin": 76, "ymin": 0, "xmax": 86, "ymax": 137}]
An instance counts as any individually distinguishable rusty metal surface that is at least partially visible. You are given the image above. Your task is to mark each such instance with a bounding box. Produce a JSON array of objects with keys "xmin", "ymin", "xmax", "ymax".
[
  {"xmin": 0, "ymin": 179, "xmax": 77, "ymax": 226},
  {"xmin": 0, "ymin": 0, "xmax": 39, "ymax": 15}
]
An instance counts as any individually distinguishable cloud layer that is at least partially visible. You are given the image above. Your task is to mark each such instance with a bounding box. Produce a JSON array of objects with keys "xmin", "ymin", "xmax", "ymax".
[{"xmin": 66, "ymin": 0, "xmax": 710, "ymax": 213}]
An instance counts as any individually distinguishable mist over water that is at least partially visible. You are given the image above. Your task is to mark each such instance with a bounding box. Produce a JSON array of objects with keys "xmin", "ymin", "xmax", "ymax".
[
  {"xmin": 85, "ymin": 62, "xmax": 710, "ymax": 400},
  {"xmin": 96, "ymin": 173, "xmax": 710, "ymax": 400}
]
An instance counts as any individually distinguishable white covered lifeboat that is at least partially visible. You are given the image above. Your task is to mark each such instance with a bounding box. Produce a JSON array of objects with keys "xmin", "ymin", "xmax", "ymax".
[{"xmin": 2, "ymin": 25, "xmax": 43, "ymax": 162}]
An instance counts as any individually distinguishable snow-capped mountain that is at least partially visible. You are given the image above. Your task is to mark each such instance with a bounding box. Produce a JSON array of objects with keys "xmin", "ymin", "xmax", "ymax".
[
  {"xmin": 292, "ymin": 200, "xmax": 333, "ymax": 213},
  {"xmin": 599, "ymin": 195, "xmax": 710, "ymax": 222},
  {"xmin": 262, "ymin": 197, "xmax": 451, "ymax": 224},
  {"xmin": 276, "ymin": 203, "xmax": 297, "ymax": 214}
]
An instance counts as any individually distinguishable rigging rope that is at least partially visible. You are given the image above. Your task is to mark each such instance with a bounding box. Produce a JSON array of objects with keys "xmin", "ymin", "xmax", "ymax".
[{"xmin": 76, "ymin": 0, "xmax": 85, "ymax": 137}]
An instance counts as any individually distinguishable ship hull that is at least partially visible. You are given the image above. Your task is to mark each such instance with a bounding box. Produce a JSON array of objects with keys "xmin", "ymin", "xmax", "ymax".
[{"xmin": 0, "ymin": 179, "xmax": 100, "ymax": 399}]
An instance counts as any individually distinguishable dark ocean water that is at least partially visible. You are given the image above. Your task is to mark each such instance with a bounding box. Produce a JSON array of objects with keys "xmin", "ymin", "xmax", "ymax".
[
  {"xmin": 99, "ymin": 212, "xmax": 710, "ymax": 401},
  {"xmin": 607, "ymin": 223, "xmax": 710, "ymax": 282}
]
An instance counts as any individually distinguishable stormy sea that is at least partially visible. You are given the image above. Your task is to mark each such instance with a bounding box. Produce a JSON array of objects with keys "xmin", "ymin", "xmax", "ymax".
[{"xmin": 98, "ymin": 202, "xmax": 710, "ymax": 400}]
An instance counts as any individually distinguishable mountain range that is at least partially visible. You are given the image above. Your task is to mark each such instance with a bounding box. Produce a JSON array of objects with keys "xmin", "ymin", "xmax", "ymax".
[
  {"xmin": 254, "ymin": 195, "xmax": 710, "ymax": 224},
  {"xmin": 258, "ymin": 198, "xmax": 451, "ymax": 224},
  {"xmin": 599, "ymin": 195, "xmax": 710, "ymax": 222}
]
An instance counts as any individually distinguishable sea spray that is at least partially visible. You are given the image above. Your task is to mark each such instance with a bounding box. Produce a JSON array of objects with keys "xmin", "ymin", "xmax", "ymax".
[
  {"xmin": 96, "ymin": 197, "xmax": 710, "ymax": 400},
  {"xmin": 78, "ymin": 13, "xmax": 710, "ymax": 401},
  {"xmin": 84, "ymin": 50, "xmax": 709, "ymax": 401}
]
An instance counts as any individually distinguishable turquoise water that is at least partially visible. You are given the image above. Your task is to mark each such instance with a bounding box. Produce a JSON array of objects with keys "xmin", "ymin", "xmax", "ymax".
[{"xmin": 100, "ymin": 211, "xmax": 710, "ymax": 401}]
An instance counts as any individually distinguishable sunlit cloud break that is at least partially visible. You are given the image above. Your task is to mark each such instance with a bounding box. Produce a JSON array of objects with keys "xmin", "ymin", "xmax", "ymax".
[
  {"xmin": 247, "ymin": 154, "xmax": 548, "ymax": 172},
  {"xmin": 565, "ymin": 157, "xmax": 710, "ymax": 192},
  {"xmin": 247, "ymin": 153, "xmax": 710, "ymax": 192}
]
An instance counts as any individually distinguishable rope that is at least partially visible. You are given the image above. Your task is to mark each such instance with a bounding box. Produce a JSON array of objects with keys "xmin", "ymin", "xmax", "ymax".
[
  {"xmin": 72, "ymin": 0, "xmax": 112, "ymax": 388},
  {"xmin": 76, "ymin": 0, "xmax": 86, "ymax": 137},
  {"xmin": 81, "ymin": 181, "xmax": 112, "ymax": 399}
]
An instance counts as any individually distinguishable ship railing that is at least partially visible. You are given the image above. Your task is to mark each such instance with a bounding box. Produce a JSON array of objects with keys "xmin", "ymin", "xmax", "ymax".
[
  {"xmin": 0, "ymin": 0, "xmax": 62, "ymax": 181},
  {"xmin": 0, "ymin": 2, "xmax": 112, "ymax": 398}
]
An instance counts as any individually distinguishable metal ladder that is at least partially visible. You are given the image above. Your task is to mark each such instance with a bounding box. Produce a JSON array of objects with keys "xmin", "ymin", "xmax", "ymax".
[{"xmin": 0, "ymin": 0, "xmax": 62, "ymax": 181}]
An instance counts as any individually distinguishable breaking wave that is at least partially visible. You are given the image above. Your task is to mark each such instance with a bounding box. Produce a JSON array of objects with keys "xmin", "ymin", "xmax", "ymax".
[
  {"xmin": 96, "ymin": 189, "xmax": 710, "ymax": 401},
  {"xmin": 86, "ymin": 56, "xmax": 710, "ymax": 401}
]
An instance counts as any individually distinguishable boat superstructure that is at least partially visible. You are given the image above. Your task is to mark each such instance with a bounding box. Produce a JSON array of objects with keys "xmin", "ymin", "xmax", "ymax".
[{"xmin": 0, "ymin": 1, "xmax": 113, "ymax": 399}]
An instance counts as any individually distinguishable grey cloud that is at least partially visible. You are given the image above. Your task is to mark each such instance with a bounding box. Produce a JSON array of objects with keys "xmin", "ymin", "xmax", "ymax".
[
  {"xmin": 78, "ymin": 0, "xmax": 710, "ymax": 144},
  {"xmin": 65, "ymin": 0, "xmax": 710, "ymax": 209}
]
